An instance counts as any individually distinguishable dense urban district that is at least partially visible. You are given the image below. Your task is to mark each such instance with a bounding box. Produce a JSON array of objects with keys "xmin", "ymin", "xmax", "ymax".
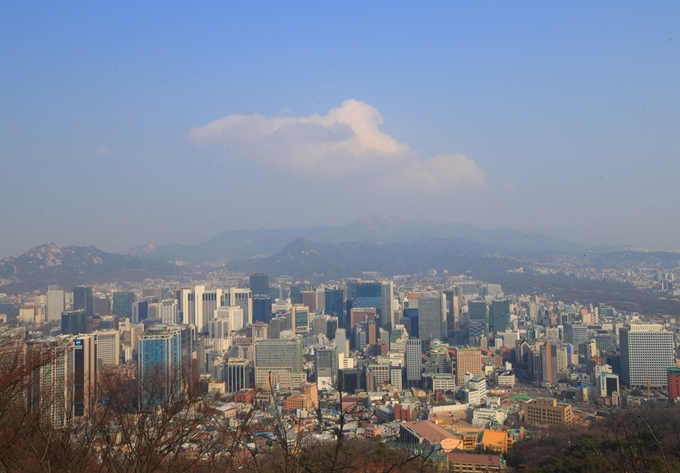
[{"xmin": 2, "ymin": 248, "xmax": 680, "ymax": 472}]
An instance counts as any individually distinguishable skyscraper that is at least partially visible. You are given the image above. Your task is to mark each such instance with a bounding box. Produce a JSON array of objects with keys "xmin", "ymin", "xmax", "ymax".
[
  {"xmin": 94, "ymin": 330, "xmax": 120, "ymax": 367},
  {"xmin": 381, "ymin": 281, "xmax": 395, "ymax": 330},
  {"xmin": 46, "ymin": 286, "xmax": 65, "ymax": 322},
  {"xmin": 73, "ymin": 335, "xmax": 96, "ymax": 417},
  {"xmin": 112, "ymin": 291, "xmax": 135, "ymax": 319},
  {"xmin": 324, "ymin": 287, "xmax": 345, "ymax": 328},
  {"xmin": 564, "ymin": 322, "xmax": 589, "ymax": 354},
  {"xmin": 138, "ymin": 326, "xmax": 183, "ymax": 408},
  {"xmin": 73, "ymin": 286, "xmax": 94, "ymax": 317},
  {"xmin": 61, "ymin": 310, "xmax": 87, "ymax": 335},
  {"xmin": 249, "ymin": 273, "xmax": 270, "ymax": 296},
  {"xmin": 620, "ymin": 323, "xmax": 674, "ymax": 388},
  {"xmin": 252, "ymin": 295, "xmax": 272, "ymax": 324},
  {"xmin": 406, "ymin": 338, "xmax": 422, "ymax": 386},
  {"xmin": 132, "ymin": 300, "xmax": 149, "ymax": 324},
  {"xmin": 160, "ymin": 299, "xmax": 179, "ymax": 325},
  {"xmin": 418, "ymin": 292, "xmax": 446, "ymax": 342},
  {"xmin": 292, "ymin": 304, "xmax": 310, "ymax": 334},
  {"xmin": 468, "ymin": 300, "xmax": 488, "ymax": 324},
  {"xmin": 490, "ymin": 299, "xmax": 511, "ymax": 337}
]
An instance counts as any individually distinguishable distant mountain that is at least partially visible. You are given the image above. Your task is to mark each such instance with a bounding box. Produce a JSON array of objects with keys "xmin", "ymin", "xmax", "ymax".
[
  {"xmin": 228, "ymin": 236, "xmax": 524, "ymax": 281},
  {"xmin": 132, "ymin": 215, "xmax": 586, "ymax": 263},
  {"xmin": 0, "ymin": 243, "xmax": 182, "ymax": 293}
]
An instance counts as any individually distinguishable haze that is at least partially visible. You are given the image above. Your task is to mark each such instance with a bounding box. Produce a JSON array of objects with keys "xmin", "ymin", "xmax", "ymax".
[{"xmin": 1, "ymin": 1, "xmax": 678, "ymax": 258}]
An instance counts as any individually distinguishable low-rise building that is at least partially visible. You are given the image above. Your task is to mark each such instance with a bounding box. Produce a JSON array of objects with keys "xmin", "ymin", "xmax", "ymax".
[{"xmin": 524, "ymin": 397, "xmax": 573, "ymax": 426}]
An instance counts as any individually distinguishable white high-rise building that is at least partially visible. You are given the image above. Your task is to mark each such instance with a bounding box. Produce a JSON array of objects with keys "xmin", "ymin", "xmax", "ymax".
[
  {"xmin": 94, "ymin": 330, "xmax": 120, "ymax": 367},
  {"xmin": 46, "ymin": 286, "xmax": 65, "ymax": 322},
  {"xmin": 161, "ymin": 299, "xmax": 179, "ymax": 325},
  {"xmin": 214, "ymin": 306, "xmax": 244, "ymax": 332},
  {"xmin": 620, "ymin": 323, "xmax": 674, "ymax": 388},
  {"xmin": 381, "ymin": 281, "xmax": 395, "ymax": 329},
  {"xmin": 225, "ymin": 288, "xmax": 253, "ymax": 327}
]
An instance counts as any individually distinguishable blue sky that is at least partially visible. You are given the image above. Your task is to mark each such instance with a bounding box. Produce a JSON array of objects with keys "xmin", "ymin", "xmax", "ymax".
[{"xmin": 1, "ymin": 1, "xmax": 678, "ymax": 257}]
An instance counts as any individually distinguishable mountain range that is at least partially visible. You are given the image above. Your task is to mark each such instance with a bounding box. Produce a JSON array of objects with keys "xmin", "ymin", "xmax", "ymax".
[
  {"xmin": 130, "ymin": 215, "xmax": 588, "ymax": 263},
  {"xmin": 0, "ymin": 243, "xmax": 182, "ymax": 293}
]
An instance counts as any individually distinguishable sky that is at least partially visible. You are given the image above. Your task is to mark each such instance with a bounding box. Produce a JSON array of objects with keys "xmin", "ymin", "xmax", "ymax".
[{"xmin": 1, "ymin": 1, "xmax": 678, "ymax": 258}]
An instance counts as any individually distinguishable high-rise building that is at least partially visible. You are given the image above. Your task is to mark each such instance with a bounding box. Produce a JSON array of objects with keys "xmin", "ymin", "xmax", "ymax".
[
  {"xmin": 27, "ymin": 337, "xmax": 75, "ymax": 428},
  {"xmin": 179, "ymin": 285, "xmax": 221, "ymax": 332},
  {"xmin": 94, "ymin": 330, "xmax": 120, "ymax": 367},
  {"xmin": 249, "ymin": 273, "xmax": 269, "ymax": 296},
  {"xmin": 214, "ymin": 305, "xmax": 243, "ymax": 332},
  {"xmin": 667, "ymin": 367, "xmax": 680, "ymax": 403},
  {"xmin": 418, "ymin": 292, "xmax": 446, "ymax": 342},
  {"xmin": 315, "ymin": 348, "xmax": 338, "ymax": 383},
  {"xmin": 292, "ymin": 305, "xmax": 310, "ymax": 334},
  {"xmin": 490, "ymin": 299, "xmax": 511, "ymax": 337},
  {"xmin": 132, "ymin": 300, "xmax": 149, "ymax": 324},
  {"xmin": 223, "ymin": 358, "xmax": 252, "ymax": 393},
  {"xmin": 564, "ymin": 323, "xmax": 589, "ymax": 354},
  {"xmin": 160, "ymin": 299, "xmax": 179, "ymax": 325},
  {"xmin": 454, "ymin": 348, "xmax": 482, "ymax": 386},
  {"xmin": 406, "ymin": 339, "xmax": 422, "ymax": 386},
  {"xmin": 73, "ymin": 286, "xmax": 94, "ymax": 317},
  {"xmin": 300, "ymin": 291, "xmax": 316, "ymax": 312},
  {"xmin": 620, "ymin": 323, "xmax": 674, "ymax": 388},
  {"xmin": 252, "ymin": 295, "xmax": 272, "ymax": 324},
  {"xmin": 138, "ymin": 326, "xmax": 184, "ymax": 408},
  {"xmin": 61, "ymin": 310, "xmax": 87, "ymax": 335},
  {"xmin": 46, "ymin": 286, "xmax": 65, "ymax": 322},
  {"xmin": 381, "ymin": 281, "xmax": 395, "ymax": 330},
  {"xmin": 468, "ymin": 300, "xmax": 488, "ymax": 324},
  {"xmin": 324, "ymin": 287, "xmax": 345, "ymax": 327},
  {"xmin": 224, "ymin": 288, "xmax": 253, "ymax": 327},
  {"xmin": 112, "ymin": 292, "xmax": 135, "ymax": 319},
  {"xmin": 254, "ymin": 338, "xmax": 304, "ymax": 390},
  {"xmin": 93, "ymin": 295, "xmax": 111, "ymax": 316},
  {"xmin": 73, "ymin": 335, "xmax": 96, "ymax": 418}
]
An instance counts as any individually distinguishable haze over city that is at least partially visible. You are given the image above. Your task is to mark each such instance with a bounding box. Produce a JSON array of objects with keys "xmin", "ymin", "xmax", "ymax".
[{"xmin": 1, "ymin": 2, "xmax": 678, "ymax": 258}]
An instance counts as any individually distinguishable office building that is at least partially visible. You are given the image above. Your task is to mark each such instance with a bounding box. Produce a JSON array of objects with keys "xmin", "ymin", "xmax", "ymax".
[
  {"xmin": 418, "ymin": 292, "xmax": 446, "ymax": 342},
  {"xmin": 214, "ymin": 305, "xmax": 244, "ymax": 333},
  {"xmin": 254, "ymin": 338, "xmax": 304, "ymax": 390},
  {"xmin": 406, "ymin": 339, "xmax": 422, "ymax": 386},
  {"xmin": 667, "ymin": 367, "xmax": 680, "ymax": 403},
  {"xmin": 46, "ymin": 286, "xmax": 65, "ymax": 322},
  {"xmin": 112, "ymin": 292, "xmax": 135, "ymax": 319},
  {"xmin": 620, "ymin": 324, "xmax": 674, "ymax": 388},
  {"xmin": 132, "ymin": 300, "xmax": 148, "ymax": 324},
  {"xmin": 252, "ymin": 295, "xmax": 272, "ymax": 324},
  {"xmin": 525, "ymin": 398, "xmax": 573, "ymax": 426},
  {"xmin": 160, "ymin": 299, "xmax": 178, "ymax": 325},
  {"xmin": 224, "ymin": 288, "xmax": 253, "ymax": 327},
  {"xmin": 73, "ymin": 286, "xmax": 94, "ymax": 317},
  {"xmin": 468, "ymin": 300, "xmax": 488, "ymax": 323},
  {"xmin": 73, "ymin": 335, "xmax": 96, "ymax": 417},
  {"xmin": 454, "ymin": 348, "xmax": 482, "ymax": 386},
  {"xmin": 93, "ymin": 295, "xmax": 111, "ymax": 316},
  {"xmin": 490, "ymin": 299, "xmax": 510, "ymax": 337},
  {"xmin": 223, "ymin": 358, "xmax": 252, "ymax": 393},
  {"xmin": 94, "ymin": 330, "xmax": 120, "ymax": 367},
  {"xmin": 381, "ymin": 281, "xmax": 395, "ymax": 329},
  {"xmin": 564, "ymin": 323, "xmax": 589, "ymax": 354},
  {"xmin": 61, "ymin": 310, "xmax": 87, "ymax": 335},
  {"xmin": 324, "ymin": 287, "xmax": 345, "ymax": 328},
  {"xmin": 249, "ymin": 273, "xmax": 269, "ymax": 296}
]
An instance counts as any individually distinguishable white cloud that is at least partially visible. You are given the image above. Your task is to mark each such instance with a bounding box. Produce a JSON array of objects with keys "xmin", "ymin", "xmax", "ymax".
[
  {"xmin": 188, "ymin": 99, "xmax": 484, "ymax": 190},
  {"xmin": 95, "ymin": 145, "xmax": 112, "ymax": 156}
]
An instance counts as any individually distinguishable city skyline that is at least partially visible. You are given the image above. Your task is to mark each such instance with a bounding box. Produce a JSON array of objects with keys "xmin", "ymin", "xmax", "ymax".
[{"xmin": 1, "ymin": 2, "xmax": 678, "ymax": 258}]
